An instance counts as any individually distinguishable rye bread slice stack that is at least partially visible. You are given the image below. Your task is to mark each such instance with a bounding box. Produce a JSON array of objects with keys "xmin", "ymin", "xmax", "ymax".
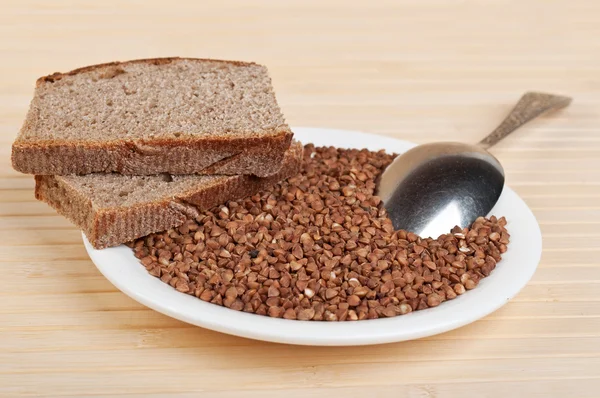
[
  {"xmin": 12, "ymin": 58, "xmax": 302, "ymax": 249},
  {"xmin": 12, "ymin": 57, "xmax": 293, "ymax": 177}
]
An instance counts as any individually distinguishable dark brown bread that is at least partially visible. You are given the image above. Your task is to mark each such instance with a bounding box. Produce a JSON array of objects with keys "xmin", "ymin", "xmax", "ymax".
[
  {"xmin": 13, "ymin": 57, "xmax": 293, "ymax": 177},
  {"xmin": 35, "ymin": 142, "xmax": 302, "ymax": 249}
]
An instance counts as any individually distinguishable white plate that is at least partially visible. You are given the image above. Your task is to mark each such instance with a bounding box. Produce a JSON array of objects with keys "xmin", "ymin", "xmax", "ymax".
[{"xmin": 84, "ymin": 127, "xmax": 542, "ymax": 346}]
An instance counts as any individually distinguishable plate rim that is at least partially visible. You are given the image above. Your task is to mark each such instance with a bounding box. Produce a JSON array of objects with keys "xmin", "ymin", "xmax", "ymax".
[{"xmin": 84, "ymin": 127, "xmax": 542, "ymax": 346}]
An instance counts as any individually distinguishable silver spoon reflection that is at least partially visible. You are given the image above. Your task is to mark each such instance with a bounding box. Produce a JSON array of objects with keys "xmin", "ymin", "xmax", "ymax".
[{"xmin": 377, "ymin": 92, "xmax": 572, "ymax": 238}]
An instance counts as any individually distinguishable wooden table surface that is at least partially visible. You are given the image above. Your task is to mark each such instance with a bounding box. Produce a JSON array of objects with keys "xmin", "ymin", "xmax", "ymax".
[{"xmin": 1, "ymin": 1, "xmax": 599, "ymax": 396}]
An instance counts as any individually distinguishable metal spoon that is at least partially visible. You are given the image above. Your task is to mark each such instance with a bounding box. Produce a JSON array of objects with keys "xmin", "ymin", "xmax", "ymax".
[{"xmin": 377, "ymin": 92, "xmax": 572, "ymax": 238}]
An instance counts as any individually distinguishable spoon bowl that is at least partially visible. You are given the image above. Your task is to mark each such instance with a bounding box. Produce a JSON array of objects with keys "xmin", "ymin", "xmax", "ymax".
[{"xmin": 378, "ymin": 142, "xmax": 504, "ymax": 238}]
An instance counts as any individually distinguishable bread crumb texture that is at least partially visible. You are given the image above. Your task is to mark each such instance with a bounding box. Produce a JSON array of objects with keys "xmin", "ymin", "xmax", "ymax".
[{"xmin": 22, "ymin": 58, "xmax": 289, "ymax": 142}]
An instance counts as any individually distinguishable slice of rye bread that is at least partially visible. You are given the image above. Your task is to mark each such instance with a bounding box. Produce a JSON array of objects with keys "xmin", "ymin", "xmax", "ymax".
[
  {"xmin": 13, "ymin": 57, "xmax": 293, "ymax": 177},
  {"xmin": 35, "ymin": 141, "xmax": 302, "ymax": 249}
]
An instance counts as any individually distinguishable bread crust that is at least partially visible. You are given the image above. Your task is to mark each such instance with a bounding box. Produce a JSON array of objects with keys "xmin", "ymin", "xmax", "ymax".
[
  {"xmin": 36, "ymin": 57, "xmax": 257, "ymax": 86},
  {"xmin": 13, "ymin": 130, "xmax": 293, "ymax": 177},
  {"xmin": 35, "ymin": 142, "xmax": 303, "ymax": 249}
]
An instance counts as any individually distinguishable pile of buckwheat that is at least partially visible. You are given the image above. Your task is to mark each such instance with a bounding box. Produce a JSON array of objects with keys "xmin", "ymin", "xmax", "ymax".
[{"xmin": 131, "ymin": 145, "xmax": 510, "ymax": 321}]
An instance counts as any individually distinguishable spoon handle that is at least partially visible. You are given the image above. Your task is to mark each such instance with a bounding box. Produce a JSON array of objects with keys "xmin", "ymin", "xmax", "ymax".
[{"xmin": 477, "ymin": 92, "xmax": 572, "ymax": 150}]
